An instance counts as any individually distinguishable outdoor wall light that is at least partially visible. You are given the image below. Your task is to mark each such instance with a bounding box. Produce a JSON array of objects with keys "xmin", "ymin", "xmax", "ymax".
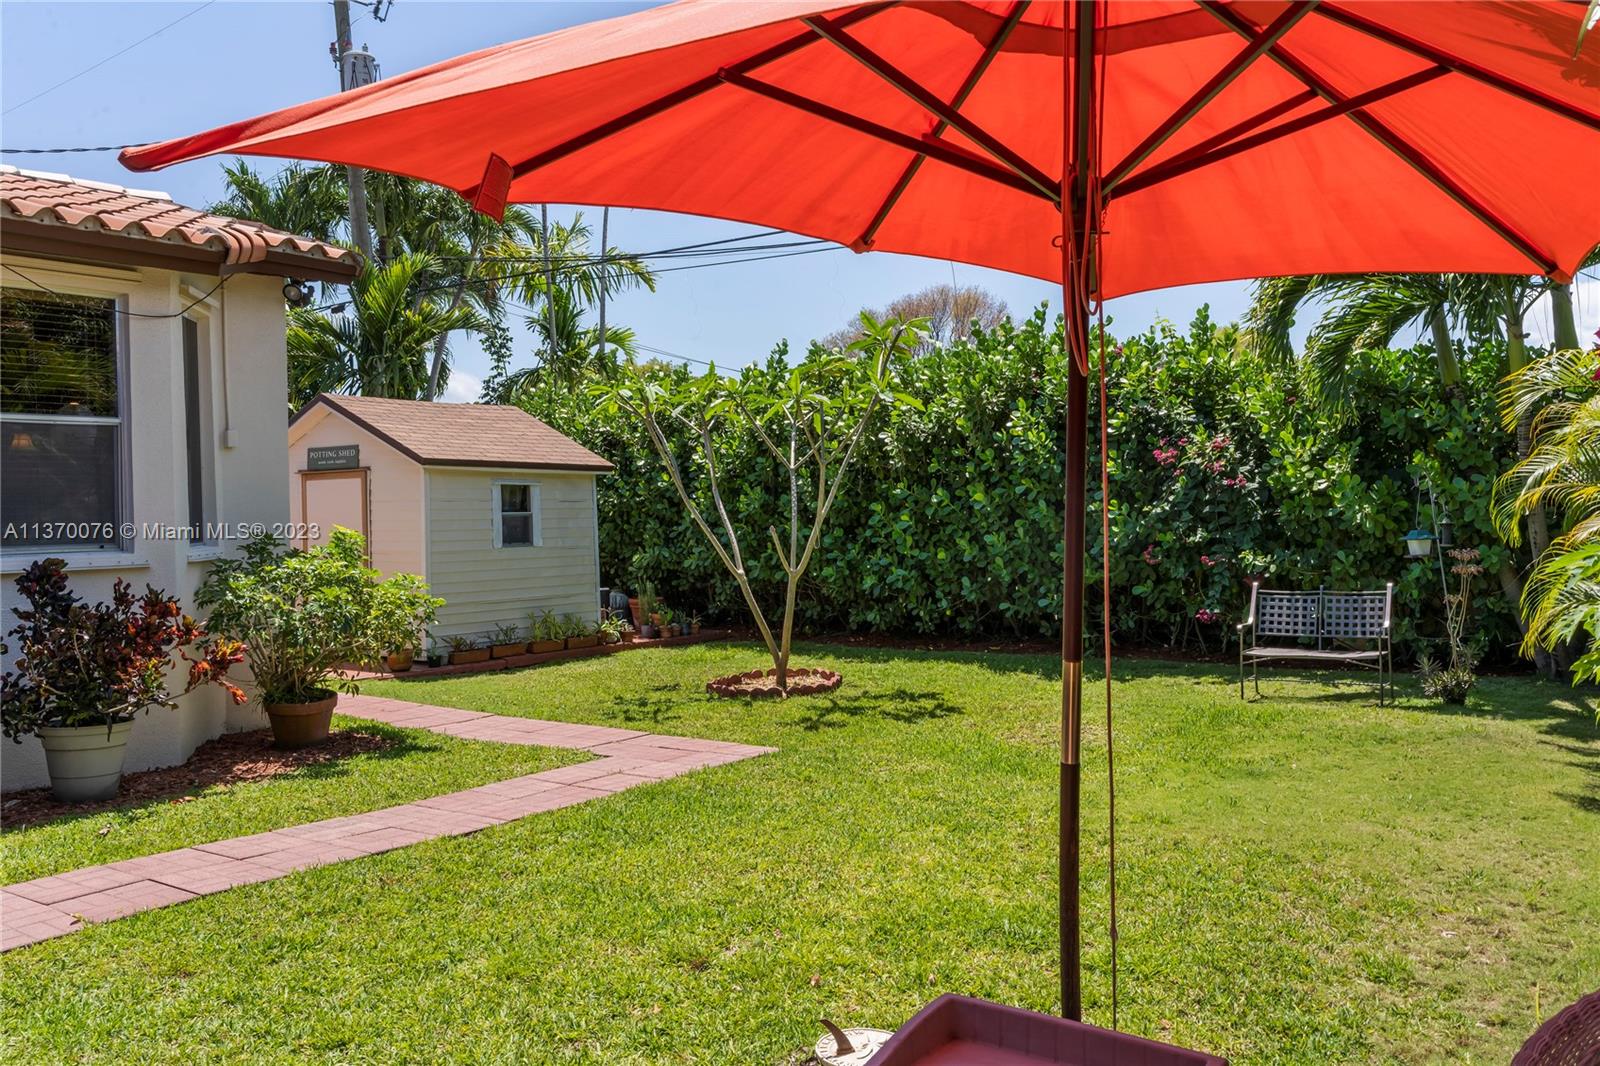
[{"xmin": 281, "ymin": 279, "xmax": 312, "ymax": 307}]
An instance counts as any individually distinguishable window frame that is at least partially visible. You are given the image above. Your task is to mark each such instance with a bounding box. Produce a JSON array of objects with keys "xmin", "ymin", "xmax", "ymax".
[
  {"xmin": 0, "ymin": 279, "xmax": 131, "ymax": 553},
  {"xmin": 180, "ymin": 312, "xmax": 218, "ymax": 544},
  {"xmin": 490, "ymin": 478, "xmax": 541, "ymax": 549}
]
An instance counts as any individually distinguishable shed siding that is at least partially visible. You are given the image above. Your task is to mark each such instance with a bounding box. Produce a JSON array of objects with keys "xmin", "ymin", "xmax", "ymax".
[
  {"xmin": 425, "ymin": 467, "xmax": 599, "ymax": 639},
  {"xmin": 288, "ymin": 413, "xmax": 425, "ymax": 578}
]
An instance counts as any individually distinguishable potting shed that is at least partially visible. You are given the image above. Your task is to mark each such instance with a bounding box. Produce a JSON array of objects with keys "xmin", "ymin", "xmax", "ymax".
[{"xmin": 287, "ymin": 393, "xmax": 612, "ymax": 644}]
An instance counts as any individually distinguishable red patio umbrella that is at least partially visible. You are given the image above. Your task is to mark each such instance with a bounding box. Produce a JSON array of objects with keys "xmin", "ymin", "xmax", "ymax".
[{"xmin": 123, "ymin": 0, "xmax": 1599, "ymax": 1050}]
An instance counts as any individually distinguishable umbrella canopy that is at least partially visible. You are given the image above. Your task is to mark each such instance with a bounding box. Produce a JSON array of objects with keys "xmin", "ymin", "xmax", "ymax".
[
  {"xmin": 122, "ymin": 0, "xmax": 1599, "ymax": 1033},
  {"xmin": 122, "ymin": 1, "xmax": 1599, "ymax": 295}
]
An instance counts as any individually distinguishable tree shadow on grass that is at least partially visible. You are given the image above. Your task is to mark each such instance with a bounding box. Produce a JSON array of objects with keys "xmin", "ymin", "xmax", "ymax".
[
  {"xmin": 602, "ymin": 685, "xmax": 686, "ymax": 729},
  {"xmin": 780, "ymin": 687, "xmax": 963, "ymax": 732}
]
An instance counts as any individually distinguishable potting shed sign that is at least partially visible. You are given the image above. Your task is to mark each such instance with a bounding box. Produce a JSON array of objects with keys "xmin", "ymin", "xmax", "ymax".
[{"xmin": 307, "ymin": 444, "xmax": 359, "ymax": 471}]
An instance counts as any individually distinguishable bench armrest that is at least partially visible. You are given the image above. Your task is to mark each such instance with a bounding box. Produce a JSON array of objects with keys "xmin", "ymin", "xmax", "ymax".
[{"xmin": 1236, "ymin": 618, "xmax": 1254, "ymax": 633}]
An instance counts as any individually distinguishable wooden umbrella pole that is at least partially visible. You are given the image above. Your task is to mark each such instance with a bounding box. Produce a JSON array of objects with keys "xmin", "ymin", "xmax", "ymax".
[{"xmin": 1060, "ymin": 0, "xmax": 1100, "ymax": 1023}]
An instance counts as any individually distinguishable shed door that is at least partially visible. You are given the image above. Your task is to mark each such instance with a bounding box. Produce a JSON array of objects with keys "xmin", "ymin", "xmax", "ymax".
[{"xmin": 300, "ymin": 469, "xmax": 369, "ymax": 550}]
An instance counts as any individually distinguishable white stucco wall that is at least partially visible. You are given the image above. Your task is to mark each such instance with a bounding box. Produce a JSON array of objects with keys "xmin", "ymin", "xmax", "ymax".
[
  {"xmin": 1, "ymin": 256, "xmax": 290, "ymax": 792},
  {"xmin": 288, "ymin": 407, "xmax": 426, "ymax": 578},
  {"xmin": 425, "ymin": 466, "xmax": 601, "ymax": 643}
]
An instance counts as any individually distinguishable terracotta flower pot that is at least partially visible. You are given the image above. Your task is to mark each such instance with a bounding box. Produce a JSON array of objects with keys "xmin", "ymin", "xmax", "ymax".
[
  {"xmin": 529, "ymin": 638, "xmax": 565, "ymax": 654},
  {"xmin": 450, "ymin": 648, "xmax": 490, "ymax": 665},
  {"xmin": 565, "ymin": 634, "xmax": 600, "ymax": 649},
  {"xmin": 263, "ymin": 692, "xmax": 337, "ymax": 748},
  {"xmin": 37, "ymin": 720, "xmax": 134, "ymax": 802},
  {"xmin": 491, "ymin": 642, "xmax": 525, "ymax": 659},
  {"xmin": 385, "ymin": 648, "xmax": 414, "ymax": 672}
]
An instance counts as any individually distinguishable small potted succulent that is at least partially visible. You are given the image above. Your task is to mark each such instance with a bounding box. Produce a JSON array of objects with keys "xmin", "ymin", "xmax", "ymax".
[
  {"xmin": 198, "ymin": 531, "xmax": 441, "ymax": 747},
  {"xmin": 528, "ymin": 609, "xmax": 566, "ymax": 654},
  {"xmin": 563, "ymin": 614, "xmax": 600, "ymax": 650},
  {"xmin": 689, "ymin": 613, "xmax": 702, "ymax": 636},
  {"xmin": 490, "ymin": 622, "xmax": 526, "ymax": 659},
  {"xmin": 425, "ymin": 643, "xmax": 447, "ymax": 668},
  {"xmin": 2, "ymin": 559, "xmax": 247, "ymax": 801},
  {"xmin": 446, "ymin": 633, "xmax": 489, "ymax": 666},
  {"xmin": 660, "ymin": 606, "xmax": 678, "ymax": 637}
]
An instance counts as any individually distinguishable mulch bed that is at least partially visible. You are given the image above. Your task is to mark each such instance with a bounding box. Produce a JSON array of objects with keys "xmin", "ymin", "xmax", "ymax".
[
  {"xmin": 0, "ymin": 728, "xmax": 391, "ymax": 830},
  {"xmin": 706, "ymin": 667, "xmax": 843, "ymax": 699}
]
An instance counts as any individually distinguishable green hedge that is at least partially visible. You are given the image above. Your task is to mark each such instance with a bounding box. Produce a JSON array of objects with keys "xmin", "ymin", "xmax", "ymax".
[{"xmin": 521, "ymin": 308, "xmax": 1523, "ymax": 663}]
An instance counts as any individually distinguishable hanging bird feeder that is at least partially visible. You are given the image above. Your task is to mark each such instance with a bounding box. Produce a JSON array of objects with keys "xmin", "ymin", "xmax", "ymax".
[{"xmin": 1404, "ymin": 529, "xmax": 1437, "ymax": 558}]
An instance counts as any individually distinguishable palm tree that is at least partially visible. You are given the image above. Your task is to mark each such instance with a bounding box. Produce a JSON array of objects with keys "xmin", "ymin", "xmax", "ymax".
[
  {"xmin": 481, "ymin": 287, "xmax": 639, "ymax": 402},
  {"xmin": 286, "ymin": 253, "xmax": 482, "ymax": 407},
  {"xmin": 208, "ymin": 162, "xmax": 347, "ymax": 246},
  {"xmin": 1493, "ymin": 345, "xmax": 1600, "ymax": 671}
]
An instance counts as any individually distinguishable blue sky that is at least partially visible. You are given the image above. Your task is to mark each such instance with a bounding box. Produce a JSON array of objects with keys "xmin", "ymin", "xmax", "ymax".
[{"xmin": 4, "ymin": 2, "xmax": 1591, "ymax": 401}]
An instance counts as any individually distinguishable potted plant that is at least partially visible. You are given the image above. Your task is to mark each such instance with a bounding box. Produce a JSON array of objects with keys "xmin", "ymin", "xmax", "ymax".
[
  {"xmin": 528, "ymin": 609, "xmax": 566, "ymax": 654},
  {"xmin": 637, "ymin": 582, "xmax": 657, "ymax": 629},
  {"xmin": 689, "ymin": 613, "xmax": 702, "ymax": 636},
  {"xmin": 2, "ymin": 559, "xmax": 247, "ymax": 801},
  {"xmin": 425, "ymin": 644, "xmax": 447, "ymax": 668},
  {"xmin": 659, "ymin": 606, "xmax": 678, "ymax": 637},
  {"xmin": 563, "ymin": 614, "xmax": 600, "ymax": 650},
  {"xmin": 445, "ymin": 633, "xmax": 489, "ymax": 666},
  {"xmin": 197, "ymin": 530, "xmax": 441, "ymax": 748},
  {"xmin": 383, "ymin": 647, "xmax": 415, "ymax": 673},
  {"xmin": 490, "ymin": 622, "xmax": 526, "ymax": 659},
  {"xmin": 597, "ymin": 615, "xmax": 631, "ymax": 645}
]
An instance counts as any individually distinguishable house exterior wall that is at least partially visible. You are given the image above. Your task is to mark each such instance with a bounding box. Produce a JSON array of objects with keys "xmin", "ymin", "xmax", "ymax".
[
  {"xmin": 2, "ymin": 257, "xmax": 289, "ymax": 791},
  {"xmin": 424, "ymin": 466, "xmax": 601, "ymax": 643},
  {"xmin": 287, "ymin": 410, "xmax": 425, "ymax": 578}
]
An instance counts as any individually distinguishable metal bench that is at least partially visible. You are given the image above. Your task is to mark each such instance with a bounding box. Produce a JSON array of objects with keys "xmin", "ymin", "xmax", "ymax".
[{"xmin": 1236, "ymin": 582, "xmax": 1394, "ymax": 703}]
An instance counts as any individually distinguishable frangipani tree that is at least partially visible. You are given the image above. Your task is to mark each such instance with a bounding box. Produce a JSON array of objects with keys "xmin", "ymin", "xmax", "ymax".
[{"xmin": 599, "ymin": 314, "xmax": 923, "ymax": 692}]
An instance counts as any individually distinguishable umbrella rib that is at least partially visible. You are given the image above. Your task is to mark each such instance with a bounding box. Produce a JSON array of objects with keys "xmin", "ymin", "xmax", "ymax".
[
  {"xmin": 718, "ymin": 70, "xmax": 1056, "ymax": 203},
  {"xmin": 801, "ymin": 13, "xmax": 1060, "ymax": 202},
  {"xmin": 479, "ymin": 1, "xmax": 898, "ymax": 193},
  {"xmin": 1199, "ymin": 0, "xmax": 1561, "ymax": 276},
  {"xmin": 1314, "ymin": 2, "xmax": 1600, "ymax": 133},
  {"xmin": 1108, "ymin": 66, "xmax": 1448, "ymax": 201},
  {"xmin": 1102, "ymin": 0, "xmax": 1319, "ymax": 195},
  {"xmin": 855, "ymin": 0, "xmax": 1033, "ymax": 249}
]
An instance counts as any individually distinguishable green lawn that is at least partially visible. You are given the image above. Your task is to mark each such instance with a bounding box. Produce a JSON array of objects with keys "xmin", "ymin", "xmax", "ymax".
[
  {"xmin": 1, "ymin": 717, "xmax": 584, "ymax": 884},
  {"xmin": 3, "ymin": 644, "xmax": 1596, "ymax": 1065}
]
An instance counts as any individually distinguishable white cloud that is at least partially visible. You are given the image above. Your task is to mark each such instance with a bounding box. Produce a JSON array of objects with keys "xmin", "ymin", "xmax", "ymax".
[
  {"xmin": 1527, "ymin": 274, "xmax": 1600, "ymax": 349},
  {"xmin": 442, "ymin": 370, "xmax": 482, "ymax": 404}
]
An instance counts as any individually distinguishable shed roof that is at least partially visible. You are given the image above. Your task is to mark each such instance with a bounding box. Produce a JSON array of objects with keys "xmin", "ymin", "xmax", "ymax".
[
  {"xmin": 292, "ymin": 393, "xmax": 613, "ymax": 472},
  {"xmin": 1, "ymin": 165, "xmax": 360, "ymax": 283}
]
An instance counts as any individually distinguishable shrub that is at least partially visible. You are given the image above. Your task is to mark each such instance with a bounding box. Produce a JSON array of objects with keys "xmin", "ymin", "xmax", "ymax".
[
  {"xmin": 196, "ymin": 529, "xmax": 442, "ymax": 704},
  {"xmin": 522, "ymin": 308, "xmax": 1519, "ymax": 663},
  {"xmin": 1, "ymin": 559, "xmax": 246, "ymax": 740}
]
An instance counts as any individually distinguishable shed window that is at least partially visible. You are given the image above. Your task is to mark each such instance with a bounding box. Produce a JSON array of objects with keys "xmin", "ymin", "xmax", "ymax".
[
  {"xmin": 493, "ymin": 481, "xmax": 540, "ymax": 547},
  {"xmin": 1, "ymin": 287, "xmax": 124, "ymax": 549}
]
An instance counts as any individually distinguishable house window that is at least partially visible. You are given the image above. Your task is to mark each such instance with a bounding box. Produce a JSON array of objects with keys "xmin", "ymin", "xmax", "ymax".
[
  {"xmin": 492, "ymin": 480, "xmax": 540, "ymax": 547},
  {"xmin": 181, "ymin": 317, "xmax": 214, "ymax": 541},
  {"xmin": 1, "ymin": 287, "xmax": 124, "ymax": 550}
]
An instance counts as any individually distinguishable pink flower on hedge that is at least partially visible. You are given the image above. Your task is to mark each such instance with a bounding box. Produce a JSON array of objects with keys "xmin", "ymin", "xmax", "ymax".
[
  {"xmin": 1153, "ymin": 447, "xmax": 1180, "ymax": 466},
  {"xmin": 1142, "ymin": 544, "xmax": 1160, "ymax": 565},
  {"xmin": 1210, "ymin": 436, "xmax": 1230, "ymax": 451},
  {"xmin": 1201, "ymin": 555, "xmax": 1218, "ymax": 567},
  {"xmin": 1195, "ymin": 608, "xmax": 1219, "ymax": 623},
  {"xmin": 1178, "ymin": 437, "xmax": 1189, "ymax": 446},
  {"xmin": 1206, "ymin": 460, "xmax": 1225, "ymax": 474},
  {"xmin": 1223, "ymin": 474, "xmax": 1247, "ymax": 488}
]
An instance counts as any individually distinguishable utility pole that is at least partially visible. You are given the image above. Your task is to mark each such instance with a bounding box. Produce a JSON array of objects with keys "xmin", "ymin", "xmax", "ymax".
[
  {"xmin": 597, "ymin": 207, "xmax": 609, "ymax": 362},
  {"xmin": 332, "ymin": 0, "xmax": 373, "ymax": 262}
]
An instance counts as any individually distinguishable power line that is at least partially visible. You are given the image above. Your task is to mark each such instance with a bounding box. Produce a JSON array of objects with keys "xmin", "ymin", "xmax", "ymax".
[
  {"xmin": 1, "ymin": 143, "xmax": 149, "ymax": 155},
  {"xmin": 2, "ymin": 263, "xmax": 226, "ymax": 318},
  {"xmin": 3, "ymin": 2, "xmax": 218, "ymax": 117}
]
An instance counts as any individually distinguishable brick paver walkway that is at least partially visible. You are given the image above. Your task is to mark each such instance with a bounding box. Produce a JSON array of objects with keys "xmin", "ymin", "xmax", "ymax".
[{"xmin": 2, "ymin": 695, "xmax": 773, "ymax": 952}]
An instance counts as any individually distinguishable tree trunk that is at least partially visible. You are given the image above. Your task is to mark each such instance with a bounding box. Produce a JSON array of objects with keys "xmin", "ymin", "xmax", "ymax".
[
  {"xmin": 1503, "ymin": 284, "xmax": 1556, "ymax": 678},
  {"xmin": 1429, "ymin": 307, "xmax": 1461, "ymax": 389},
  {"xmin": 1549, "ymin": 281, "xmax": 1581, "ymax": 352}
]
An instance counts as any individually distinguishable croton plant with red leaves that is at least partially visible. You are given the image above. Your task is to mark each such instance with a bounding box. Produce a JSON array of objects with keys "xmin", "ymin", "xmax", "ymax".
[{"xmin": 0, "ymin": 558, "xmax": 246, "ymax": 741}]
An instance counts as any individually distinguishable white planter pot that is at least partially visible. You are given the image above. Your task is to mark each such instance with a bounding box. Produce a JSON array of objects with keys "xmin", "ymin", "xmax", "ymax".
[{"xmin": 37, "ymin": 721, "xmax": 133, "ymax": 802}]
